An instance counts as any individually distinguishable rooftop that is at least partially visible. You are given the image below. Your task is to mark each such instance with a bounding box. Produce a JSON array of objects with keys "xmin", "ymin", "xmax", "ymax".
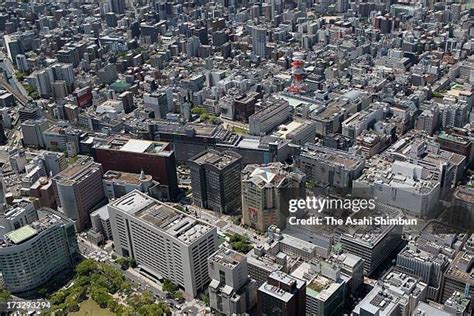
[
  {"xmin": 189, "ymin": 150, "xmax": 241, "ymax": 170},
  {"xmin": 109, "ymin": 191, "xmax": 214, "ymax": 244},
  {"xmin": 53, "ymin": 157, "xmax": 102, "ymax": 185},
  {"xmin": 301, "ymin": 143, "xmax": 365, "ymax": 170},
  {"xmin": 103, "ymin": 170, "xmax": 152, "ymax": 184},
  {"xmin": 6, "ymin": 225, "xmax": 38, "ymax": 244},
  {"xmin": 209, "ymin": 247, "xmax": 246, "ymax": 268}
]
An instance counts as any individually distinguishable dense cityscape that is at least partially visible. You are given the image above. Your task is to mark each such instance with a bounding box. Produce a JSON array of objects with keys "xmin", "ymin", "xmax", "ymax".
[{"xmin": 0, "ymin": 0, "xmax": 472, "ymax": 315}]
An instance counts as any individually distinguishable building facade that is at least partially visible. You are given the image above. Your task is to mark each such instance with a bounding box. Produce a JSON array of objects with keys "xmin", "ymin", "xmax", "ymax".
[
  {"xmin": 0, "ymin": 209, "xmax": 78, "ymax": 293},
  {"xmin": 53, "ymin": 156, "xmax": 106, "ymax": 232},
  {"xmin": 108, "ymin": 190, "xmax": 218, "ymax": 297},
  {"xmin": 242, "ymin": 162, "xmax": 305, "ymax": 232},
  {"xmin": 188, "ymin": 150, "xmax": 242, "ymax": 214}
]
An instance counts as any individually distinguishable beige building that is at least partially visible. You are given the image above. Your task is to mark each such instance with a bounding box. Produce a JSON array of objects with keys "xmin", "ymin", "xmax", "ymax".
[{"xmin": 241, "ymin": 162, "xmax": 305, "ymax": 232}]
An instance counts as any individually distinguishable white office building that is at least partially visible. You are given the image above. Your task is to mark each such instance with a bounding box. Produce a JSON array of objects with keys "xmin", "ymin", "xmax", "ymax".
[{"xmin": 109, "ymin": 190, "xmax": 217, "ymax": 297}]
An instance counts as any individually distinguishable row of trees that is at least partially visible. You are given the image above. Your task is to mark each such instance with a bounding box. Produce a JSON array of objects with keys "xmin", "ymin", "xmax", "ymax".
[{"xmin": 115, "ymin": 257, "xmax": 138, "ymax": 270}]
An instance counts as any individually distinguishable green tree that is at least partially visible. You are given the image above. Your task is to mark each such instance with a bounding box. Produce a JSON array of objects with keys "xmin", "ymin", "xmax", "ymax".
[
  {"xmin": 200, "ymin": 113, "xmax": 210, "ymax": 121},
  {"xmin": 174, "ymin": 291, "xmax": 184, "ymax": 302},
  {"xmin": 49, "ymin": 289, "xmax": 67, "ymax": 305},
  {"xmin": 107, "ymin": 299, "xmax": 119, "ymax": 313},
  {"xmin": 75, "ymin": 259, "xmax": 98, "ymax": 276},
  {"xmin": 191, "ymin": 106, "xmax": 207, "ymax": 115},
  {"xmin": 15, "ymin": 71, "xmax": 26, "ymax": 81},
  {"xmin": 116, "ymin": 257, "xmax": 130, "ymax": 270},
  {"xmin": 0, "ymin": 289, "xmax": 11, "ymax": 302},
  {"xmin": 162, "ymin": 279, "xmax": 176, "ymax": 293},
  {"xmin": 64, "ymin": 294, "xmax": 79, "ymax": 312},
  {"xmin": 91, "ymin": 286, "xmax": 111, "ymax": 308}
]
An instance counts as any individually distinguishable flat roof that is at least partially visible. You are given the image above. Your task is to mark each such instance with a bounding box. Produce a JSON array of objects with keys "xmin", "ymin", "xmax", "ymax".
[
  {"xmin": 6, "ymin": 225, "xmax": 38, "ymax": 244},
  {"xmin": 120, "ymin": 139, "xmax": 153, "ymax": 153}
]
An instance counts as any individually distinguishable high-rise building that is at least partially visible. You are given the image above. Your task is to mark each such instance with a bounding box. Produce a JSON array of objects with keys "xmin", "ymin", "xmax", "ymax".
[
  {"xmin": 252, "ymin": 27, "xmax": 267, "ymax": 59},
  {"xmin": 53, "ymin": 157, "xmax": 106, "ymax": 232},
  {"xmin": 0, "ymin": 208, "xmax": 78, "ymax": 293},
  {"xmin": 208, "ymin": 247, "xmax": 257, "ymax": 315},
  {"xmin": 108, "ymin": 190, "xmax": 217, "ymax": 297},
  {"xmin": 21, "ymin": 118, "xmax": 48, "ymax": 148},
  {"xmin": 15, "ymin": 54, "xmax": 29, "ymax": 73},
  {"xmin": 18, "ymin": 104, "xmax": 42, "ymax": 122},
  {"xmin": 0, "ymin": 121, "xmax": 6, "ymax": 145},
  {"xmin": 93, "ymin": 137, "xmax": 179, "ymax": 201},
  {"xmin": 144, "ymin": 92, "xmax": 171, "ymax": 119},
  {"xmin": 396, "ymin": 238, "xmax": 450, "ymax": 301},
  {"xmin": 188, "ymin": 150, "xmax": 242, "ymax": 214},
  {"xmin": 27, "ymin": 69, "xmax": 52, "ymax": 98},
  {"xmin": 242, "ymin": 163, "xmax": 305, "ymax": 232},
  {"xmin": 257, "ymin": 271, "xmax": 306, "ymax": 316},
  {"xmin": 4, "ymin": 34, "xmax": 23, "ymax": 63},
  {"xmin": 108, "ymin": 0, "xmax": 125, "ymax": 14}
]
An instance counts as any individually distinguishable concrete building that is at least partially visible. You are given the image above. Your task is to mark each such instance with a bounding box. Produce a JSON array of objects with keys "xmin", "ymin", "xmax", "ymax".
[
  {"xmin": 241, "ymin": 163, "xmax": 305, "ymax": 232},
  {"xmin": 21, "ymin": 119, "xmax": 48, "ymax": 148},
  {"xmin": 30, "ymin": 176, "xmax": 56, "ymax": 209},
  {"xmin": 352, "ymin": 270, "xmax": 427, "ymax": 316},
  {"xmin": 94, "ymin": 137, "xmax": 178, "ymax": 201},
  {"xmin": 341, "ymin": 102, "xmax": 385, "ymax": 139},
  {"xmin": 144, "ymin": 92, "xmax": 172, "ymax": 119},
  {"xmin": 208, "ymin": 247, "xmax": 257, "ymax": 315},
  {"xmin": 353, "ymin": 157, "xmax": 441, "ymax": 217},
  {"xmin": 90, "ymin": 205, "xmax": 113, "ymax": 241},
  {"xmin": 339, "ymin": 222, "xmax": 402, "ymax": 275},
  {"xmin": 0, "ymin": 202, "xmax": 37, "ymax": 236},
  {"xmin": 249, "ymin": 99, "xmax": 290, "ymax": 136},
  {"xmin": 257, "ymin": 271, "xmax": 306, "ymax": 316},
  {"xmin": 53, "ymin": 157, "xmax": 106, "ymax": 232},
  {"xmin": 299, "ymin": 144, "xmax": 365, "ymax": 189},
  {"xmin": 4, "ymin": 34, "xmax": 23, "ymax": 63},
  {"xmin": 272, "ymin": 120, "xmax": 316, "ymax": 145},
  {"xmin": 188, "ymin": 150, "xmax": 242, "ymax": 214},
  {"xmin": 450, "ymin": 186, "xmax": 474, "ymax": 230},
  {"xmin": 0, "ymin": 209, "xmax": 78, "ymax": 293},
  {"xmin": 443, "ymin": 291, "xmax": 471, "ymax": 315},
  {"xmin": 252, "ymin": 27, "xmax": 267, "ymax": 59},
  {"xmin": 396, "ymin": 239, "xmax": 450, "ymax": 301},
  {"xmin": 290, "ymin": 262, "xmax": 346, "ymax": 316},
  {"xmin": 440, "ymin": 245, "xmax": 474, "ymax": 303},
  {"xmin": 108, "ymin": 190, "xmax": 217, "ymax": 297},
  {"xmin": 102, "ymin": 170, "xmax": 156, "ymax": 200},
  {"xmin": 246, "ymin": 245, "xmax": 287, "ymax": 287},
  {"xmin": 415, "ymin": 107, "xmax": 439, "ymax": 135}
]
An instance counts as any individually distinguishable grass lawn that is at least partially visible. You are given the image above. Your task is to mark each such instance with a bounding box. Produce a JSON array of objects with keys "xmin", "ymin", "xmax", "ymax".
[
  {"xmin": 70, "ymin": 299, "xmax": 115, "ymax": 316},
  {"xmin": 232, "ymin": 126, "xmax": 248, "ymax": 135}
]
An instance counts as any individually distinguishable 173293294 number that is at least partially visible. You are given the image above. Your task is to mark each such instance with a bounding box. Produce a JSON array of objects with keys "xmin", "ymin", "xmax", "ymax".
[{"xmin": 1, "ymin": 300, "xmax": 51, "ymax": 312}]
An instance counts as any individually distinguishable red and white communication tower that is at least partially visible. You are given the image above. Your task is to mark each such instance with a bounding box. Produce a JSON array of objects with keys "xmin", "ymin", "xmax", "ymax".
[{"xmin": 288, "ymin": 53, "xmax": 306, "ymax": 94}]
